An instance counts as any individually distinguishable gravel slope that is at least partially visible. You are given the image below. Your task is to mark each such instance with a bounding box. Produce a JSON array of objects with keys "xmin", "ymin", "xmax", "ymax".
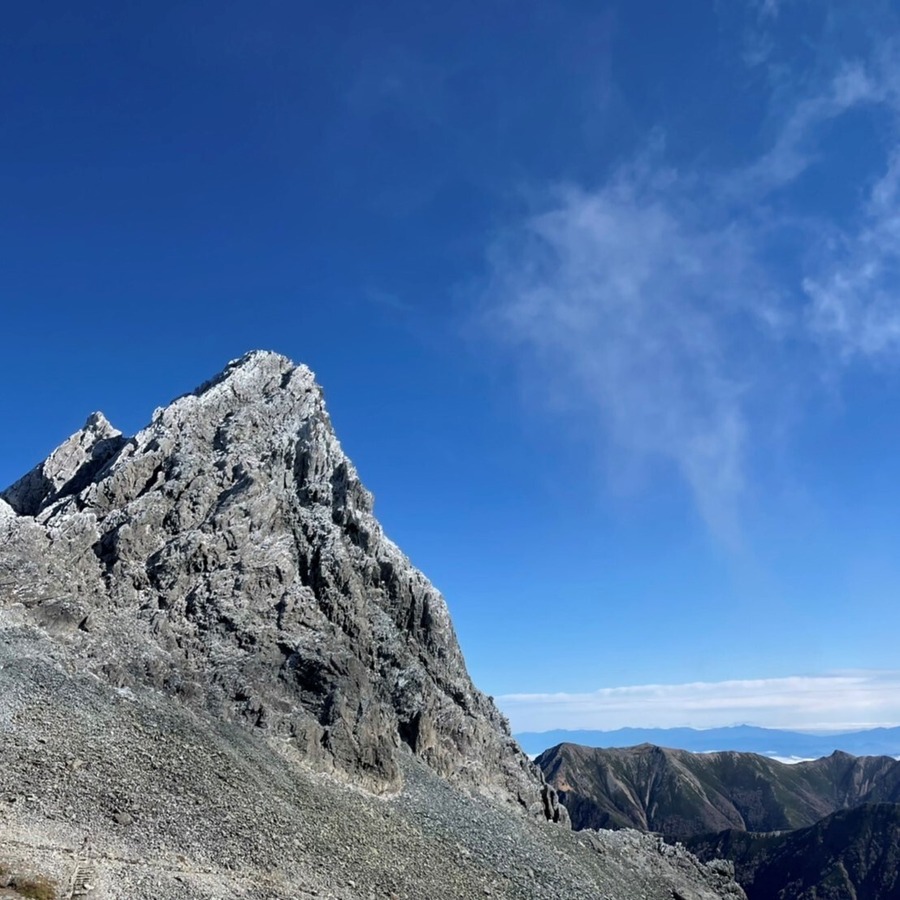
[{"xmin": 0, "ymin": 619, "xmax": 744, "ymax": 900}]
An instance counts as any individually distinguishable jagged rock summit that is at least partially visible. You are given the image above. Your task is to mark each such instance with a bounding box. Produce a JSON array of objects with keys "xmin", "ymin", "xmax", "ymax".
[
  {"xmin": 1, "ymin": 350, "xmax": 552, "ymax": 814},
  {"xmin": 2, "ymin": 410, "xmax": 125, "ymax": 517}
]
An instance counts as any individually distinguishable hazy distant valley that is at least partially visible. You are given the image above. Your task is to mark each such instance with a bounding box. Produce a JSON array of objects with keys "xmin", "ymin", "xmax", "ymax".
[{"xmin": 516, "ymin": 725, "xmax": 900, "ymax": 760}]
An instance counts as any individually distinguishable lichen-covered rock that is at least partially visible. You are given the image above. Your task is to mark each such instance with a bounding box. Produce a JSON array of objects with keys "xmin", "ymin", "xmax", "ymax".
[{"xmin": 0, "ymin": 351, "xmax": 559, "ymax": 817}]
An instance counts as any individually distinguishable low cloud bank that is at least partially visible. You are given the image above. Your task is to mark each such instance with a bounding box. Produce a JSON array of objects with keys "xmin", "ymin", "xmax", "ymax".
[{"xmin": 498, "ymin": 671, "xmax": 900, "ymax": 733}]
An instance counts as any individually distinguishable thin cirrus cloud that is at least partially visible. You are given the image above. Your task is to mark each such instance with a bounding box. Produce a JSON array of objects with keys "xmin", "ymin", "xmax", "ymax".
[
  {"xmin": 732, "ymin": 62, "xmax": 884, "ymax": 196},
  {"xmin": 806, "ymin": 149, "xmax": 900, "ymax": 361},
  {"xmin": 498, "ymin": 670, "xmax": 900, "ymax": 732},
  {"xmin": 482, "ymin": 35, "xmax": 900, "ymax": 540}
]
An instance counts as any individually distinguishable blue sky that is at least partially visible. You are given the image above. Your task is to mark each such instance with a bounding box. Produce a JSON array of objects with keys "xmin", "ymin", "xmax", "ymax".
[{"xmin": 4, "ymin": 0, "xmax": 900, "ymax": 732}]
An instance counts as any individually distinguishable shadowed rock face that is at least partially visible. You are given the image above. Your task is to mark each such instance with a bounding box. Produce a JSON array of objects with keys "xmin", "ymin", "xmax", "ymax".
[
  {"xmin": 2, "ymin": 411, "xmax": 126, "ymax": 516},
  {"xmin": 0, "ymin": 351, "xmax": 556, "ymax": 816},
  {"xmin": 686, "ymin": 804, "xmax": 900, "ymax": 900}
]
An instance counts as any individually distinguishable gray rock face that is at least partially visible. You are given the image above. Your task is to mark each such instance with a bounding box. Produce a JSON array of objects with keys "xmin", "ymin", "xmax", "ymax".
[
  {"xmin": 0, "ymin": 351, "xmax": 554, "ymax": 816},
  {"xmin": 2, "ymin": 411, "xmax": 125, "ymax": 516}
]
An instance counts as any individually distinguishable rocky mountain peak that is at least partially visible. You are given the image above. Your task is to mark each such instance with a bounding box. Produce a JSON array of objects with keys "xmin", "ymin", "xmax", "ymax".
[
  {"xmin": 191, "ymin": 349, "xmax": 309, "ymax": 397},
  {"xmin": 2, "ymin": 410, "xmax": 125, "ymax": 516},
  {"xmin": 0, "ymin": 351, "xmax": 560, "ymax": 820}
]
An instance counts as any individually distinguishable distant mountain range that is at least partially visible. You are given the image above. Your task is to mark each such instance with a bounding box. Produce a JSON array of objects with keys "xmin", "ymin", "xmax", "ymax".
[
  {"xmin": 537, "ymin": 741, "xmax": 900, "ymax": 899},
  {"xmin": 536, "ymin": 742, "xmax": 900, "ymax": 837},
  {"xmin": 515, "ymin": 724, "xmax": 900, "ymax": 758}
]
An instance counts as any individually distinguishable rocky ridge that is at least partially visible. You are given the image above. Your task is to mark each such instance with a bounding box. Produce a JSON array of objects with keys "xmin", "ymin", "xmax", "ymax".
[{"xmin": 537, "ymin": 742, "xmax": 900, "ymax": 838}]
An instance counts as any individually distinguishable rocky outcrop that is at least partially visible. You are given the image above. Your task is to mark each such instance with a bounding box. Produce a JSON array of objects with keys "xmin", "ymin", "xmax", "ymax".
[
  {"xmin": 2, "ymin": 411, "xmax": 126, "ymax": 516},
  {"xmin": 0, "ymin": 351, "xmax": 559, "ymax": 817},
  {"xmin": 0, "ymin": 638, "xmax": 745, "ymax": 899}
]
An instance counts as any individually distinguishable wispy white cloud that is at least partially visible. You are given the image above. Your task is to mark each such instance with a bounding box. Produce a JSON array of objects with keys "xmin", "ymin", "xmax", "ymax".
[
  {"xmin": 482, "ymin": 29, "xmax": 900, "ymax": 539},
  {"xmin": 498, "ymin": 670, "xmax": 900, "ymax": 732},
  {"xmin": 738, "ymin": 0, "xmax": 792, "ymax": 68},
  {"xmin": 733, "ymin": 62, "xmax": 884, "ymax": 196},
  {"xmin": 486, "ymin": 152, "xmax": 777, "ymax": 540},
  {"xmin": 755, "ymin": 0, "xmax": 786, "ymax": 21},
  {"xmin": 806, "ymin": 149, "xmax": 900, "ymax": 361}
]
